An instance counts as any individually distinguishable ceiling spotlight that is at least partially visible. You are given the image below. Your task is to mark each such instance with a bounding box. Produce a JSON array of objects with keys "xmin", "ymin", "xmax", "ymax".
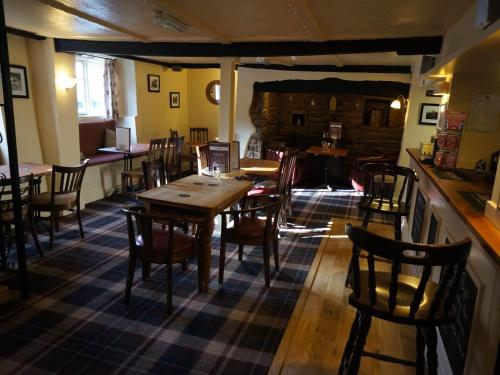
[{"xmin": 154, "ymin": 10, "xmax": 189, "ymax": 32}]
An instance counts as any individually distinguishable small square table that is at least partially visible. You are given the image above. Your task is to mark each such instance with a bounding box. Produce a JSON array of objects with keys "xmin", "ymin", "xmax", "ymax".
[
  {"xmin": 98, "ymin": 144, "xmax": 150, "ymax": 171},
  {"xmin": 137, "ymin": 174, "xmax": 253, "ymax": 292},
  {"xmin": 306, "ymin": 146, "xmax": 349, "ymax": 189}
]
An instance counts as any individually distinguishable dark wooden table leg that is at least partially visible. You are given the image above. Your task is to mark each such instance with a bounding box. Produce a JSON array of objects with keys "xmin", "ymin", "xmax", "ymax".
[{"xmin": 198, "ymin": 218, "xmax": 214, "ymax": 293}]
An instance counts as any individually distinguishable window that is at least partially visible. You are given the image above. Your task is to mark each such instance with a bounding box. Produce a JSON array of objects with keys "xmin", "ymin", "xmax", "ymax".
[{"xmin": 76, "ymin": 57, "xmax": 106, "ymax": 117}]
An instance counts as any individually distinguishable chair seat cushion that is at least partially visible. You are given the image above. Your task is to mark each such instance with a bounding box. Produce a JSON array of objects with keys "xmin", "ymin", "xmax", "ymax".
[
  {"xmin": 349, "ymin": 271, "xmax": 453, "ymax": 325},
  {"xmin": 0, "ymin": 206, "xmax": 28, "ymax": 222},
  {"xmin": 247, "ymin": 180, "xmax": 276, "ymax": 196},
  {"xmin": 136, "ymin": 228, "xmax": 195, "ymax": 264},
  {"xmin": 226, "ymin": 216, "xmax": 266, "ymax": 241},
  {"xmin": 32, "ymin": 192, "xmax": 77, "ymax": 211},
  {"xmin": 358, "ymin": 197, "xmax": 409, "ymax": 216}
]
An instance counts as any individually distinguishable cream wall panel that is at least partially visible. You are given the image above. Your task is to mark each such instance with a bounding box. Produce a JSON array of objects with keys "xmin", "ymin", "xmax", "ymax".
[
  {"xmin": 3, "ymin": 34, "xmax": 44, "ymax": 165},
  {"xmin": 186, "ymin": 68, "xmax": 220, "ymax": 141}
]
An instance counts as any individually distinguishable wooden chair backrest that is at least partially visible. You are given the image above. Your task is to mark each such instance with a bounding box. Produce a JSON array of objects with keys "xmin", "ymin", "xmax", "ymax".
[
  {"xmin": 165, "ymin": 136, "xmax": 184, "ymax": 180},
  {"xmin": 346, "ymin": 224, "xmax": 471, "ymax": 320},
  {"xmin": 147, "ymin": 138, "xmax": 167, "ymax": 162},
  {"xmin": 169, "ymin": 129, "xmax": 178, "ymax": 138},
  {"xmin": 142, "ymin": 158, "xmax": 166, "ymax": 189},
  {"xmin": 190, "ymin": 127, "xmax": 209, "ymax": 144},
  {"xmin": 276, "ymin": 150, "xmax": 297, "ymax": 195},
  {"xmin": 0, "ymin": 173, "xmax": 34, "ymax": 215},
  {"xmin": 196, "ymin": 144, "xmax": 209, "ymax": 175},
  {"xmin": 361, "ymin": 163, "xmax": 418, "ymax": 210},
  {"xmin": 51, "ymin": 159, "xmax": 89, "ymax": 198},
  {"xmin": 264, "ymin": 141, "xmax": 286, "ymax": 161}
]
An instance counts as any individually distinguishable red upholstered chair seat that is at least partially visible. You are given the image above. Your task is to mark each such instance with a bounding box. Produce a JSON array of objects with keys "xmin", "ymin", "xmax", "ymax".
[
  {"xmin": 247, "ymin": 180, "xmax": 277, "ymax": 196},
  {"xmin": 135, "ymin": 228, "xmax": 195, "ymax": 264},
  {"xmin": 225, "ymin": 216, "xmax": 266, "ymax": 240}
]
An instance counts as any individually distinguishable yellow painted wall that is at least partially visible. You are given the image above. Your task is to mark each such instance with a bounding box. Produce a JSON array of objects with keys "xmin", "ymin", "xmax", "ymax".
[
  {"xmin": 1, "ymin": 34, "xmax": 44, "ymax": 164},
  {"xmin": 134, "ymin": 62, "xmax": 188, "ymax": 143},
  {"xmin": 449, "ymin": 73, "xmax": 500, "ymax": 169},
  {"xmin": 187, "ymin": 69, "xmax": 220, "ymax": 141}
]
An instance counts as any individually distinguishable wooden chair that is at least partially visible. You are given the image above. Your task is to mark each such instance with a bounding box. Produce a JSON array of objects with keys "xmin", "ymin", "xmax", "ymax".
[
  {"xmin": 121, "ymin": 138, "xmax": 166, "ymax": 193},
  {"xmin": 142, "ymin": 158, "xmax": 166, "ymax": 189},
  {"xmin": 0, "ymin": 173, "xmax": 42, "ymax": 268},
  {"xmin": 218, "ymin": 194, "xmax": 283, "ymax": 288},
  {"xmin": 123, "ymin": 206, "xmax": 202, "ymax": 314},
  {"xmin": 31, "ymin": 159, "xmax": 89, "ymax": 251},
  {"xmin": 188, "ymin": 127, "xmax": 209, "ymax": 173},
  {"xmin": 196, "ymin": 144, "xmax": 210, "ymax": 176},
  {"xmin": 165, "ymin": 136, "xmax": 184, "ymax": 181},
  {"xmin": 169, "ymin": 129, "xmax": 178, "ymax": 138},
  {"xmin": 358, "ymin": 163, "xmax": 419, "ymax": 240},
  {"xmin": 340, "ymin": 224, "xmax": 471, "ymax": 375},
  {"xmin": 248, "ymin": 149, "xmax": 298, "ymax": 224}
]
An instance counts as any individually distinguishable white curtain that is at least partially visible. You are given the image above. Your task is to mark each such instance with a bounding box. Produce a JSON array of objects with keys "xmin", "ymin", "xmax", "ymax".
[{"xmin": 103, "ymin": 59, "xmax": 119, "ymax": 120}]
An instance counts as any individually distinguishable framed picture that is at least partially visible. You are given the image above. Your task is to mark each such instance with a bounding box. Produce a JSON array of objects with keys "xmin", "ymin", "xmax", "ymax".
[
  {"xmin": 170, "ymin": 92, "xmax": 180, "ymax": 108},
  {"xmin": 419, "ymin": 103, "xmax": 440, "ymax": 125},
  {"xmin": 147, "ymin": 74, "xmax": 160, "ymax": 92},
  {"xmin": 10, "ymin": 65, "xmax": 29, "ymax": 98}
]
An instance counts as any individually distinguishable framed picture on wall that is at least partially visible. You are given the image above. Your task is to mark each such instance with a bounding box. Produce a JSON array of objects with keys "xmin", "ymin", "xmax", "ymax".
[
  {"xmin": 147, "ymin": 74, "xmax": 160, "ymax": 92},
  {"xmin": 419, "ymin": 103, "xmax": 440, "ymax": 125},
  {"xmin": 10, "ymin": 65, "xmax": 29, "ymax": 98},
  {"xmin": 170, "ymin": 92, "xmax": 180, "ymax": 108}
]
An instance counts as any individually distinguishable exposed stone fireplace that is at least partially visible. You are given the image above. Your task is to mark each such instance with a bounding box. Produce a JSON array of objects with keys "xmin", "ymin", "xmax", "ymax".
[{"xmin": 249, "ymin": 78, "xmax": 409, "ymax": 162}]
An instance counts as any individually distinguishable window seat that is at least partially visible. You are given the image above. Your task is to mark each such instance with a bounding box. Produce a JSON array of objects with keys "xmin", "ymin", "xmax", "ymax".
[{"xmin": 79, "ymin": 120, "xmax": 122, "ymax": 166}]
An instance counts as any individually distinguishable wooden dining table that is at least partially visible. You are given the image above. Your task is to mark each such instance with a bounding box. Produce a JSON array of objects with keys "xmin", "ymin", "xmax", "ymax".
[
  {"xmin": 0, "ymin": 162, "xmax": 52, "ymax": 179},
  {"xmin": 98, "ymin": 143, "xmax": 150, "ymax": 171},
  {"xmin": 137, "ymin": 174, "xmax": 253, "ymax": 292},
  {"xmin": 201, "ymin": 157, "xmax": 280, "ymax": 179}
]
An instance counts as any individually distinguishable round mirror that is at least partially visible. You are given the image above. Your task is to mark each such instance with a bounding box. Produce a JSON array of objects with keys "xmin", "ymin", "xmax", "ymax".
[{"xmin": 206, "ymin": 80, "xmax": 220, "ymax": 105}]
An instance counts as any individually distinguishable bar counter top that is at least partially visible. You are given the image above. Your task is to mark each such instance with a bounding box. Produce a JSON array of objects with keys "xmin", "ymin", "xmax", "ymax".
[{"xmin": 407, "ymin": 148, "xmax": 499, "ymax": 265}]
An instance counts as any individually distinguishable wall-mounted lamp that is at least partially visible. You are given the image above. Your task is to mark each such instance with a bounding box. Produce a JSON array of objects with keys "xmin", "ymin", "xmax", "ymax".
[
  {"xmin": 390, "ymin": 95, "xmax": 407, "ymax": 110},
  {"xmin": 56, "ymin": 75, "xmax": 77, "ymax": 90}
]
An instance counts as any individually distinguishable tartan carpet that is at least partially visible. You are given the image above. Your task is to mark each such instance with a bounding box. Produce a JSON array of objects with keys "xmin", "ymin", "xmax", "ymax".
[{"xmin": 0, "ymin": 188, "xmax": 381, "ymax": 374}]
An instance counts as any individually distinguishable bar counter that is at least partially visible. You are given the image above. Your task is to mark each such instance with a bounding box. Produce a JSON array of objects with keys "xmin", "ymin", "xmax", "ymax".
[{"xmin": 407, "ymin": 148, "xmax": 499, "ymax": 265}]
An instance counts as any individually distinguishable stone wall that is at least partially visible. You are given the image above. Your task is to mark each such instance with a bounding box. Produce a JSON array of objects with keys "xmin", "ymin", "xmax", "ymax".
[{"xmin": 249, "ymin": 80, "xmax": 408, "ymax": 161}]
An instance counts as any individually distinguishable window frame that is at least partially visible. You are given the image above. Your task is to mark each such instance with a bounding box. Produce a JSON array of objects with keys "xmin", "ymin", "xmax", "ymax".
[{"xmin": 76, "ymin": 56, "xmax": 107, "ymax": 121}]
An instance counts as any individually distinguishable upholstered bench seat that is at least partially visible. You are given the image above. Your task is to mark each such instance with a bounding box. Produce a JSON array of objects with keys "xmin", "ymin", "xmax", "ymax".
[
  {"xmin": 79, "ymin": 119, "xmax": 122, "ymax": 166},
  {"xmin": 86, "ymin": 153, "xmax": 122, "ymax": 167}
]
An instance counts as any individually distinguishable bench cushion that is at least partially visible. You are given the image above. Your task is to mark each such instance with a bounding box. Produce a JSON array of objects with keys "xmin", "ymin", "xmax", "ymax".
[{"xmin": 86, "ymin": 153, "xmax": 123, "ymax": 167}]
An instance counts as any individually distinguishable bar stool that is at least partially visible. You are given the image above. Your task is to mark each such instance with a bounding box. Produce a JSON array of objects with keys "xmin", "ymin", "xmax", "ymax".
[
  {"xmin": 340, "ymin": 225, "xmax": 471, "ymax": 375},
  {"xmin": 357, "ymin": 162, "xmax": 418, "ymax": 240}
]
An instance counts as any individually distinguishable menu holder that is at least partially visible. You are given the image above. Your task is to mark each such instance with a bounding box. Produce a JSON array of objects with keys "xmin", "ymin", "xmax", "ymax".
[
  {"xmin": 115, "ymin": 127, "xmax": 131, "ymax": 151},
  {"xmin": 208, "ymin": 141, "xmax": 231, "ymax": 173}
]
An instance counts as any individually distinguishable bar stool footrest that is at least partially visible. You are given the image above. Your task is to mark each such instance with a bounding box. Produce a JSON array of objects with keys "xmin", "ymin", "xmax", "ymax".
[{"xmin": 362, "ymin": 350, "xmax": 416, "ymax": 367}]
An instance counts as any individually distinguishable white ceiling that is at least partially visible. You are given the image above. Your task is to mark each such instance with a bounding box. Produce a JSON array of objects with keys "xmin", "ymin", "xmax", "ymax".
[{"xmin": 4, "ymin": 0, "xmax": 475, "ymax": 67}]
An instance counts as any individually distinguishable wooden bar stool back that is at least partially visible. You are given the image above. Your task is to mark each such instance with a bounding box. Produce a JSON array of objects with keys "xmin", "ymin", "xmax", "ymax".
[
  {"xmin": 196, "ymin": 144, "xmax": 209, "ymax": 176},
  {"xmin": 189, "ymin": 127, "xmax": 208, "ymax": 144},
  {"xmin": 165, "ymin": 136, "xmax": 184, "ymax": 181},
  {"xmin": 358, "ymin": 162, "xmax": 419, "ymax": 240},
  {"xmin": 142, "ymin": 158, "xmax": 166, "ymax": 190},
  {"xmin": 340, "ymin": 225, "xmax": 471, "ymax": 375}
]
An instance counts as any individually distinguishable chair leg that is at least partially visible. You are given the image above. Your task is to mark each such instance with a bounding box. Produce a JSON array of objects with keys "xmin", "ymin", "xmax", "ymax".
[
  {"xmin": 273, "ymin": 235, "xmax": 280, "ymax": 272},
  {"xmin": 263, "ymin": 241, "xmax": 271, "ymax": 288},
  {"xmin": 347, "ymin": 312, "xmax": 372, "ymax": 375},
  {"xmin": 142, "ymin": 261, "xmax": 150, "ymax": 281},
  {"xmin": 361, "ymin": 210, "xmax": 370, "ymax": 229},
  {"xmin": 49, "ymin": 210, "xmax": 55, "ymax": 250},
  {"xmin": 339, "ymin": 310, "xmax": 362, "ymax": 375},
  {"xmin": 28, "ymin": 208, "xmax": 44, "ymax": 258},
  {"xmin": 124, "ymin": 256, "xmax": 136, "ymax": 306},
  {"xmin": 218, "ymin": 238, "xmax": 226, "ymax": 284},
  {"xmin": 166, "ymin": 259, "xmax": 173, "ymax": 315},
  {"xmin": 121, "ymin": 172, "xmax": 128, "ymax": 194},
  {"xmin": 54, "ymin": 214, "xmax": 60, "ymax": 232},
  {"xmin": 416, "ymin": 326, "xmax": 425, "ymax": 375},
  {"xmin": 238, "ymin": 243, "xmax": 243, "ymax": 261},
  {"xmin": 426, "ymin": 327, "xmax": 438, "ymax": 375},
  {"xmin": 77, "ymin": 203, "xmax": 84, "ymax": 239},
  {"xmin": 394, "ymin": 216, "xmax": 402, "ymax": 241},
  {"xmin": 182, "ymin": 259, "xmax": 188, "ymax": 271}
]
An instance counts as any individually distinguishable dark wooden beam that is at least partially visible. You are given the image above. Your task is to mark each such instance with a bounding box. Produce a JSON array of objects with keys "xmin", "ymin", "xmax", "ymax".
[
  {"xmin": 6, "ymin": 26, "xmax": 45, "ymax": 40},
  {"xmin": 112, "ymin": 55, "xmax": 220, "ymax": 69},
  {"xmin": 55, "ymin": 36, "xmax": 442, "ymax": 57},
  {"xmin": 239, "ymin": 64, "xmax": 411, "ymax": 74}
]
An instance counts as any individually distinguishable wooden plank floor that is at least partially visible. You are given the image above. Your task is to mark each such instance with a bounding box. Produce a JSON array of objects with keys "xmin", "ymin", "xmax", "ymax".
[{"xmin": 270, "ymin": 218, "xmax": 416, "ymax": 375}]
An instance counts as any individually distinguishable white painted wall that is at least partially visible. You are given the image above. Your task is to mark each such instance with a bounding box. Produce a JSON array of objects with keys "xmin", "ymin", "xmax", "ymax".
[{"xmin": 235, "ymin": 67, "xmax": 411, "ymax": 155}]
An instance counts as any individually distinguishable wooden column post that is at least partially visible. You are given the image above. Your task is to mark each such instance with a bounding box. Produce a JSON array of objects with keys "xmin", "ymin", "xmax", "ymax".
[{"xmin": 218, "ymin": 57, "xmax": 238, "ymax": 142}]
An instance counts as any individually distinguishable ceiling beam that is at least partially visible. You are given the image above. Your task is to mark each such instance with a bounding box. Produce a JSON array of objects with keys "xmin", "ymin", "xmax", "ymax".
[
  {"xmin": 152, "ymin": 0, "xmax": 230, "ymax": 42},
  {"xmin": 54, "ymin": 36, "xmax": 443, "ymax": 57},
  {"xmin": 112, "ymin": 55, "xmax": 220, "ymax": 69},
  {"xmin": 239, "ymin": 64, "xmax": 411, "ymax": 74},
  {"xmin": 37, "ymin": 0, "xmax": 149, "ymax": 41},
  {"xmin": 6, "ymin": 26, "xmax": 45, "ymax": 40}
]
